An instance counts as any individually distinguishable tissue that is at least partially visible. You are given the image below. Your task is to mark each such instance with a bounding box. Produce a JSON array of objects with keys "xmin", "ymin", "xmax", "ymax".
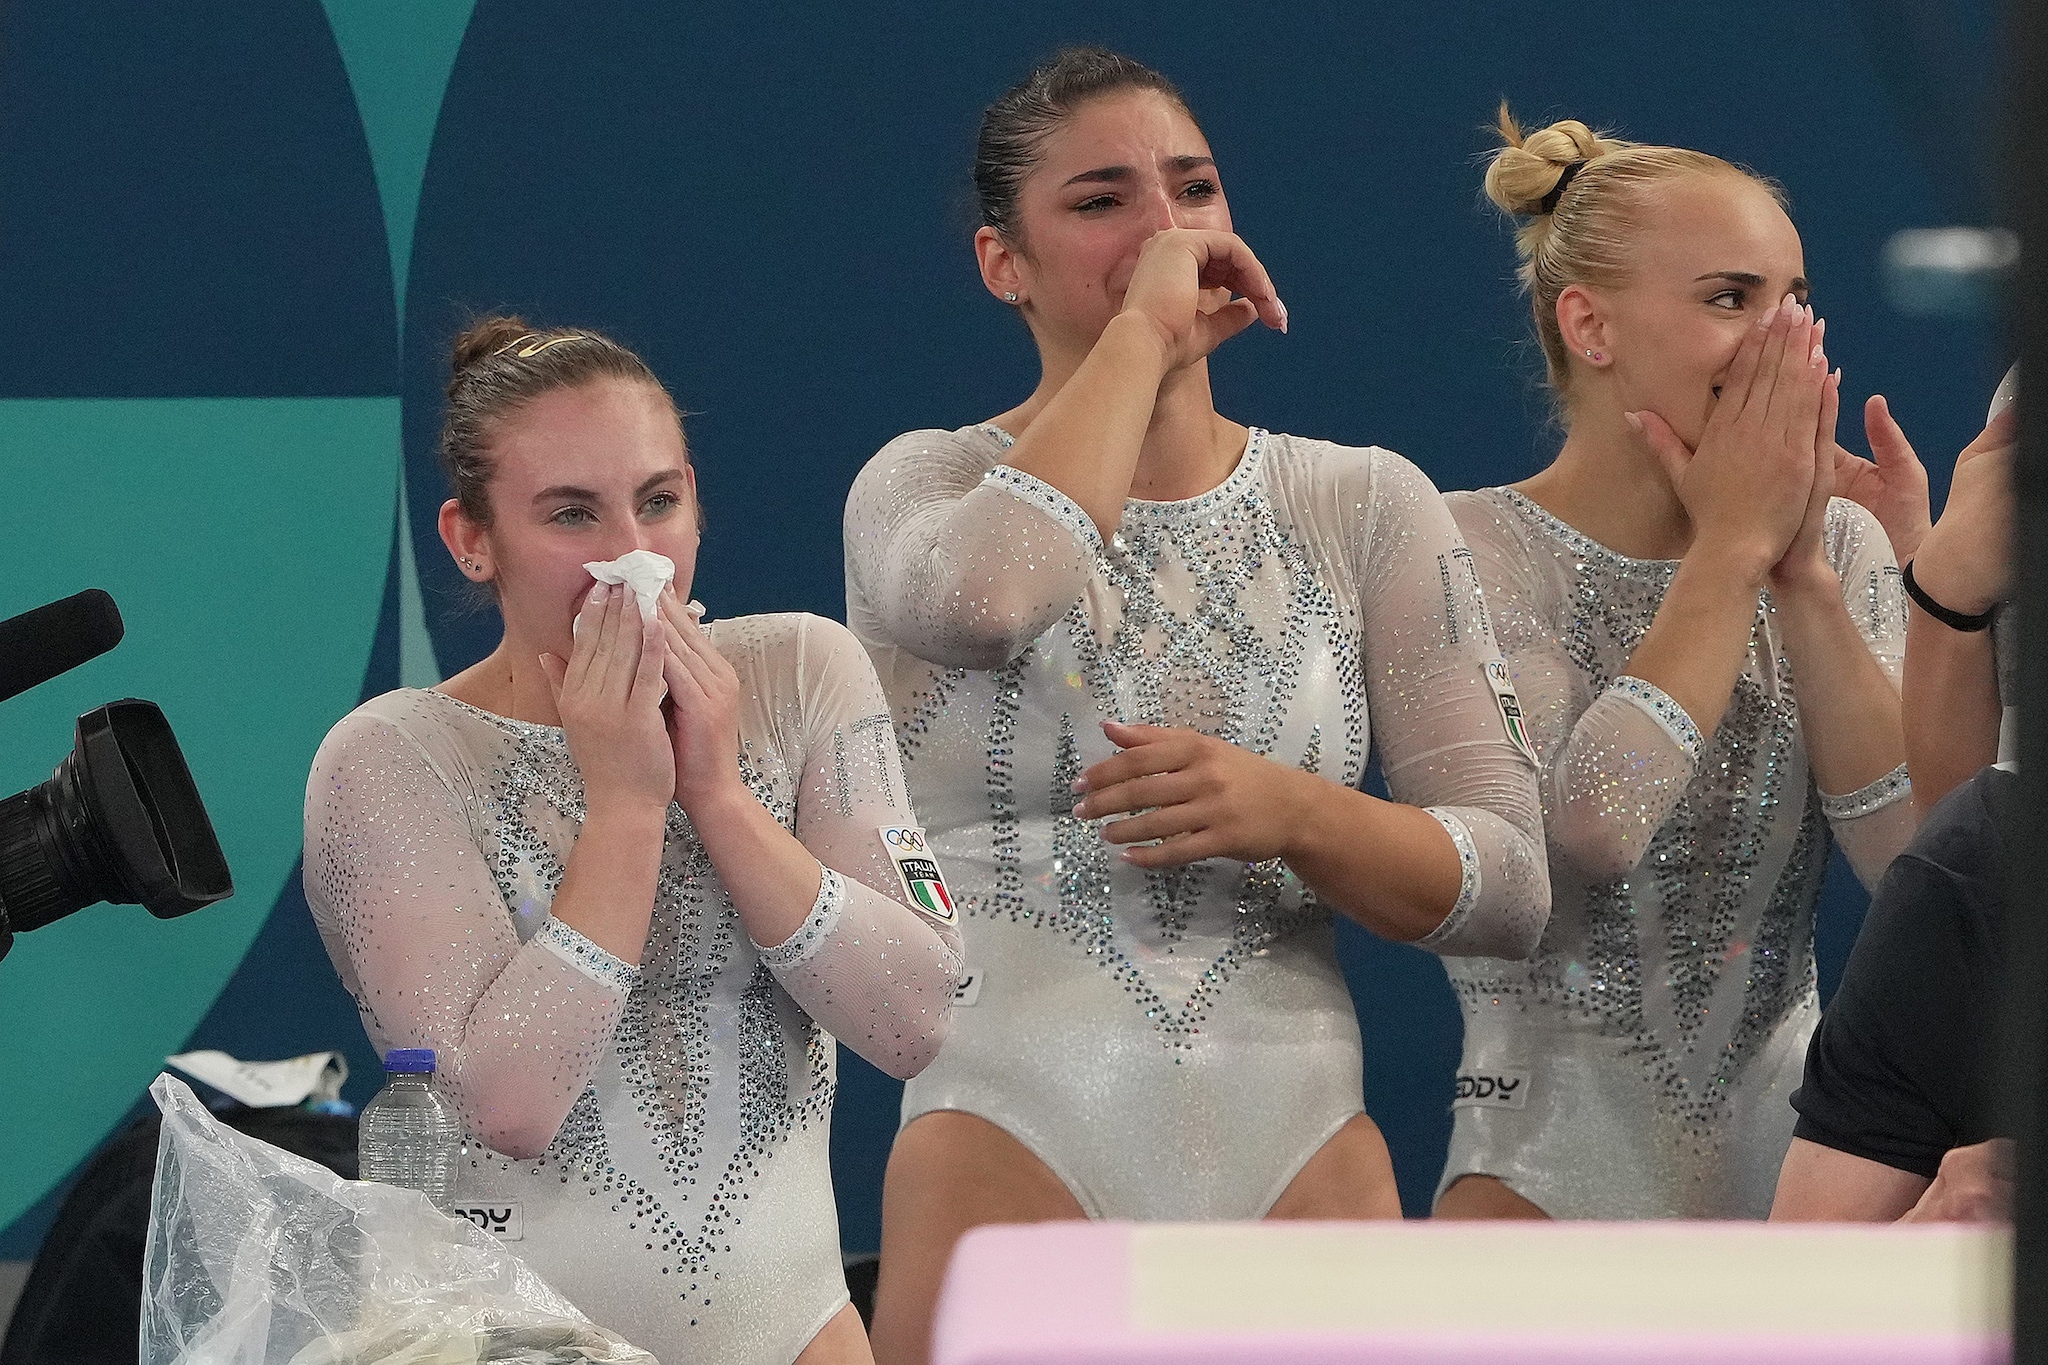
[{"xmin": 584, "ymin": 550, "xmax": 675, "ymax": 622}]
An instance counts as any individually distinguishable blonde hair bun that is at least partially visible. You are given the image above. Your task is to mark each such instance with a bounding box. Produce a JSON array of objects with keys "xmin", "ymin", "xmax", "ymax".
[{"xmin": 1483, "ymin": 105, "xmax": 1630, "ymax": 218}]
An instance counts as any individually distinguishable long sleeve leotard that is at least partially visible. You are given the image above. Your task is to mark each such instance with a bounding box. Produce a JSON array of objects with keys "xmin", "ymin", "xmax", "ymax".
[
  {"xmin": 1440, "ymin": 489, "xmax": 1915, "ymax": 1218},
  {"xmin": 844, "ymin": 424, "xmax": 1547, "ymax": 1219},
  {"xmin": 305, "ymin": 612, "xmax": 961, "ymax": 1365}
]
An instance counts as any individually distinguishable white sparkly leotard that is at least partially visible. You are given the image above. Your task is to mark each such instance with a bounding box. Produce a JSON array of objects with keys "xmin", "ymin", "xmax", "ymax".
[
  {"xmin": 844, "ymin": 425, "xmax": 1548, "ymax": 1219},
  {"xmin": 1440, "ymin": 490, "xmax": 1917, "ymax": 1218},
  {"xmin": 304, "ymin": 613, "xmax": 961, "ymax": 1365}
]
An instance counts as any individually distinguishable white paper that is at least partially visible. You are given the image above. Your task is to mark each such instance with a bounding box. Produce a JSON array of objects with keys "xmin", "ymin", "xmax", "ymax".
[
  {"xmin": 583, "ymin": 549, "xmax": 675, "ymax": 622},
  {"xmin": 166, "ymin": 1049, "xmax": 348, "ymax": 1108}
]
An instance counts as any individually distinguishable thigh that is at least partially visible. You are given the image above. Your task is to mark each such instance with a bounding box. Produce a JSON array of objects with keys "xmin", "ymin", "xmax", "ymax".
[
  {"xmin": 1266, "ymin": 1113, "xmax": 1403, "ymax": 1220},
  {"xmin": 870, "ymin": 1110, "xmax": 1087, "ymax": 1365},
  {"xmin": 1434, "ymin": 1173, "xmax": 1551, "ymax": 1219},
  {"xmin": 795, "ymin": 1303, "xmax": 874, "ymax": 1365}
]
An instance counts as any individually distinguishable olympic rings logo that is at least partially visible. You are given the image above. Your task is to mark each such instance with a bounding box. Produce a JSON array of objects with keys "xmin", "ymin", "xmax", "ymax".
[{"xmin": 883, "ymin": 827, "xmax": 928, "ymax": 852}]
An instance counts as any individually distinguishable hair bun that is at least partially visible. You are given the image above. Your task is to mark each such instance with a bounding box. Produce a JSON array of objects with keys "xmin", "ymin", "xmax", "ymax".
[
  {"xmin": 449, "ymin": 314, "xmax": 534, "ymax": 387},
  {"xmin": 1484, "ymin": 104, "xmax": 1627, "ymax": 218}
]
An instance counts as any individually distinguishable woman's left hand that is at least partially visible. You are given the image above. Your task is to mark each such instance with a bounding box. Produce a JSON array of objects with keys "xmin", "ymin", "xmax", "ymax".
[
  {"xmin": 1072, "ymin": 720, "xmax": 1310, "ymax": 868},
  {"xmin": 657, "ymin": 589, "xmax": 744, "ymax": 814},
  {"xmin": 1771, "ymin": 364, "xmax": 1846, "ymax": 588}
]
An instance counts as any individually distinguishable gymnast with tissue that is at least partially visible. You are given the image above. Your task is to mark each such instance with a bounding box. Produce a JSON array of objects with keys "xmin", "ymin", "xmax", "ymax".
[{"xmin": 303, "ymin": 316, "xmax": 961, "ymax": 1365}]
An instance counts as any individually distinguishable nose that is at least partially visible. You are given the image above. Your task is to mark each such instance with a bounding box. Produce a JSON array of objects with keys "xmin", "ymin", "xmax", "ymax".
[
  {"xmin": 597, "ymin": 525, "xmax": 655, "ymax": 565},
  {"xmin": 1144, "ymin": 185, "xmax": 1179, "ymax": 232}
]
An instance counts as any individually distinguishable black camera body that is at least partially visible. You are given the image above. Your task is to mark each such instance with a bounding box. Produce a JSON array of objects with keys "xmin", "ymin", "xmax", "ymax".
[{"xmin": 0, "ymin": 589, "xmax": 232, "ymax": 961}]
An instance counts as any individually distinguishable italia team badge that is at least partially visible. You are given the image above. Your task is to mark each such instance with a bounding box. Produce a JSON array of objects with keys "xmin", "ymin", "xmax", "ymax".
[
  {"xmin": 879, "ymin": 825, "xmax": 957, "ymax": 924},
  {"xmin": 1485, "ymin": 659, "xmax": 1537, "ymax": 762}
]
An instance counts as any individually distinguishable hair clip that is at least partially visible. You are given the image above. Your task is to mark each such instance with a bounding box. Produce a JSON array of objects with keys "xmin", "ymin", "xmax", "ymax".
[{"xmin": 492, "ymin": 333, "xmax": 591, "ymax": 359}]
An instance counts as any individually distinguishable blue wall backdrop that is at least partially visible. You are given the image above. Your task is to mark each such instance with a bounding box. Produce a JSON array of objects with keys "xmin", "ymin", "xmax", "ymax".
[{"xmin": 0, "ymin": 0, "xmax": 2004, "ymax": 1259}]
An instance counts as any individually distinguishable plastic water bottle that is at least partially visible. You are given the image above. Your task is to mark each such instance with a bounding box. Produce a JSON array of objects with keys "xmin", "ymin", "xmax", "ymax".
[{"xmin": 357, "ymin": 1048, "xmax": 462, "ymax": 1210}]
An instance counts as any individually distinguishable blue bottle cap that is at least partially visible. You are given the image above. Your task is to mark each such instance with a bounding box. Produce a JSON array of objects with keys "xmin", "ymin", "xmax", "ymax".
[{"xmin": 382, "ymin": 1048, "xmax": 437, "ymax": 1073}]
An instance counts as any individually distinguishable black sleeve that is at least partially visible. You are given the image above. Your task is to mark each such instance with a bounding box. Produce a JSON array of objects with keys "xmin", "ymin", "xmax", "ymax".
[{"xmin": 1791, "ymin": 824, "xmax": 1991, "ymax": 1178}]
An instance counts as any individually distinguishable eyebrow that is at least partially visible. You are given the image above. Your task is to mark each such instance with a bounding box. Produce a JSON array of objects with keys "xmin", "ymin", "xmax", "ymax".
[
  {"xmin": 1696, "ymin": 270, "xmax": 1810, "ymax": 294},
  {"xmin": 532, "ymin": 468, "xmax": 687, "ymax": 504},
  {"xmin": 1061, "ymin": 155, "xmax": 1216, "ymax": 189}
]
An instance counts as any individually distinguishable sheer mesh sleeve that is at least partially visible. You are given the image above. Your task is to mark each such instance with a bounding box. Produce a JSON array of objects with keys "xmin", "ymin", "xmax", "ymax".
[
  {"xmin": 844, "ymin": 427, "xmax": 1098, "ymax": 670},
  {"xmin": 742, "ymin": 614, "xmax": 964, "ymax": 1078},
  {"xmin": 1451, "ymin": 495, "xmax": 1705, "ymax": 883},
  {"xmin": 1348, "ymin": 454, "xmax": 1549, "ymax": 959},
  {"xmin": 1819, "ymin": 498, "xmax": 1916, "ymax": 887},
  {"xmin": 303, "ymin": 711, "xmax": 635, "ymax": 1160}
]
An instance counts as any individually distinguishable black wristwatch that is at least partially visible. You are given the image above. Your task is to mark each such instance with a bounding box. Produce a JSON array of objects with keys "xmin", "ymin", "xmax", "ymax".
[{"xmin": 1902, "ymin": 559, "xmax": 1999, "ymax": 632}]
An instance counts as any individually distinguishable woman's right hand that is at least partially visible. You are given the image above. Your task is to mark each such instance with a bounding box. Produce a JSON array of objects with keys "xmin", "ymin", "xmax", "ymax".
[
  {"xmin": 539, "ymin": 582, "xmax": 676, "ymax": 816},
  {"xmin": 1117, "ymin": 228, "xmax": 1287, "ymax": 372},
  {"xmin": 1632, "ymin": 297, "xmax": 1827, "ymax": 575}
]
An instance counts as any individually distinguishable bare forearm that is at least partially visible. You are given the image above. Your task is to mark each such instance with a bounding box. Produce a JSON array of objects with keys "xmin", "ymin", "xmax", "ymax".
[
  {"xmin": 1282, "ymin": 776, "xmax": 1463, "ymax": 942},
  {"xmin": 551, "ymin": 800, "xmax": 670, "ymax": 964},
  {"xmin": 685, "ymin": 785, "xmax": 824, "ymax": 950},
  {"xmin": 1622, "ymin": 546, "xmax": 1770, "ymax": 742},
  {"xmin": 1774, "ymin": 568, "xmax": 1905, "ymax": 795},
  {"xmin": 1903, "ymin": 606, "xmax": 2000, "ymax": 814},
  {"xmin": 1001, "ymin": 313, "xmax": 1169, "ymax": 536}
]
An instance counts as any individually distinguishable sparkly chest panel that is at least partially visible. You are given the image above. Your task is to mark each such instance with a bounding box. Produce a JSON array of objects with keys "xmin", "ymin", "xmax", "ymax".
[
  {"xmin": 904, "ymin": 434, "xmax": 1366, "ymax": 1054},
  {"xmin": 467, "ymin": 710, "xmax": 832, "ymax": 1290},
  {"xmin": 1473, "ymin": 493, "xmax": 1825, "ymax": 1133}
]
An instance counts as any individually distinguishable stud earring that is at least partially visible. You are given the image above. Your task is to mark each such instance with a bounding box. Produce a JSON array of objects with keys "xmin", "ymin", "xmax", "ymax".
[
  {"xmin": 459, "ymin": 557, "xmax": 480, "ymax": 572},
  {"xmin": 1585, "ymin": 348, "xmax": 1605, "ymax": 362},
  {"xmin": 1004, "ymin": 291, "xmax": 1019, "ymax": 303}
]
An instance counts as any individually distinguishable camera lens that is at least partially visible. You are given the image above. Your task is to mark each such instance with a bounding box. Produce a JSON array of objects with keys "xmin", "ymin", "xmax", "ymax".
[{"xmin": 0, "ymin": 699, "xmax": 232, "ymax": 952}]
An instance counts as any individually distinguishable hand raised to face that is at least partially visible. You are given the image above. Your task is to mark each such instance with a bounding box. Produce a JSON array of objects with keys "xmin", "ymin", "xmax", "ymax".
[
  {"xmin": 1117, "ymin": 229, "xmax": 1287, "ymax": 374},
  {"xmin": 655, "ymin": 588, "xmax": 745, "ymax": 815},
  {"xmin": 1628, "ymin": 296, "xmax": 1829, "ymax": 575},
  {"xmin": 540, "ymin": 581, "xmax": 675, "ymax": 815}
]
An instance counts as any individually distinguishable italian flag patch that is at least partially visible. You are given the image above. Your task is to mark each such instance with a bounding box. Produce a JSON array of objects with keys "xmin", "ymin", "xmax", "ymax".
[{"xmin": 879, "ymin": 825, "xmax": 957, "ymax": 924}]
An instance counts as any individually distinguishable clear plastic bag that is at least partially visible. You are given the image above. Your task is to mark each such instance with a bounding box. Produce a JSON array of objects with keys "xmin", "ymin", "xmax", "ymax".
[{"xmin": 141, "ymin": 1074, "xmax": 656, "ymax": 1365}]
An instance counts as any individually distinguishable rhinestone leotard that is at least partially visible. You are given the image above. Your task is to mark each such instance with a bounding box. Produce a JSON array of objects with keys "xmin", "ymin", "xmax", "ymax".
[
  {"xmin": 844, "ymin": 426, "xmax": 1547, "ymax": 1218},
  {"xmin": 1439, "ymin": 490, "xmax": 1916, "ymax": 1218},
  {"xmin": 305, "ymin": 613, "xmax": 961, "ymax": 1364}
]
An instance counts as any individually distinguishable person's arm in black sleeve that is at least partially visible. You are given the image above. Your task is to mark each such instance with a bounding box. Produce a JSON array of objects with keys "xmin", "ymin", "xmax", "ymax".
[{"xmin": 1771, "ymin": 772, "xmax": 2001, "ymax": 1219}]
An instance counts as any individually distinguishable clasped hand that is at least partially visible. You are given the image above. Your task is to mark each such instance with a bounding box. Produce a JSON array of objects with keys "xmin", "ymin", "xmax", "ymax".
[
  {"xmin": 1631, "ymin": 296, "xmax": 1837, "ymax": 584},
  {"xmin": 1071, "ymin": 720, "xmax": 1309, "ymax": 868},
  {"xmin": 1117, "ymin": 228, "xmax": 1288, "ymax": 373},
  {"xmin": 540, "ymin": 581, "xmax": 742, "ymax": 816}
]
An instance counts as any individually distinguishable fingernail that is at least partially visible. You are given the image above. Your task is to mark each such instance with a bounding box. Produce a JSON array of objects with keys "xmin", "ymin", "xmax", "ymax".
[
  {"xmin": 1759, "ymin": 305, "xmax": 1780, "ymax": 328},
  {"xmin": 1623, "ymin": 411, "xmax": 1644, "ymax": 434},
  {"xmin": 1813, "ymin": 318, "xmax": 1825, "ymax": 344},
  {"xmin": 1070, "ymin": 777, "xmax": 1089, "ymax": 793},
  {"xmin": 1783, "ymin": 292, "xmax": 1798, "ymax": 310},
  {"xmin": 1803, "ymin": 303, "xmax": 1814, "ymax": 325},
  {"xmin": 1811, "ymin": 342, "xmax": 1825, "ymax": 365},
  {"xmin": 1277, "ymin": 300, "xmax": 1290, "ymax": 333},
  {"xmin": 588, "ymin": 583, "xmax": 608, "ymax": 605}
]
